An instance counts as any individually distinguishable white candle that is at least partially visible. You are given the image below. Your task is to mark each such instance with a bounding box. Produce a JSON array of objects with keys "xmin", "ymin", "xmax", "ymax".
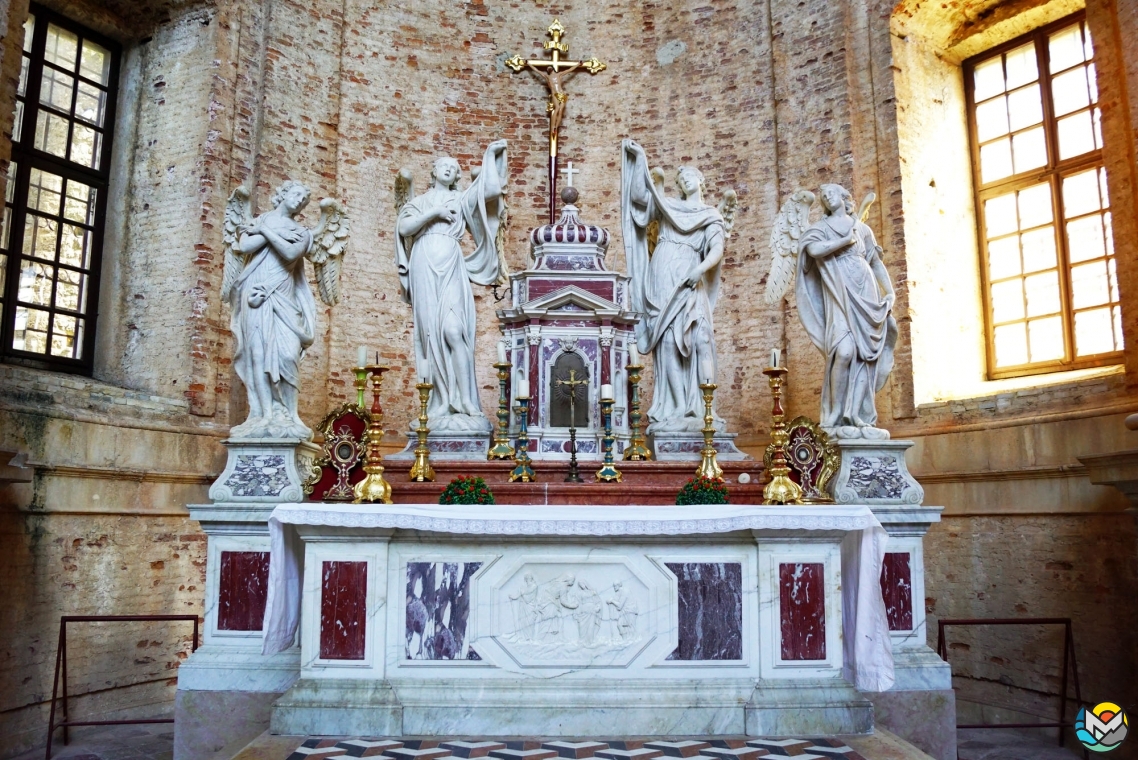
[
  {"xmin": 629, "ymin": 343, "xmax": 639, "ymax": 366},
  {"xmin": 497, "ymin": 340, "xmax": 507, "ymax": 365},
  {"xmin": 517, "ymin": 373, "xmax": 530, "ymax": 398},
  {"xmin": 357, "ymin": 345, "xmax": 367, "ymax": 367},
  {"xmin": 771, "ymin": 348, "xmax": 781, "ymax": 368},
  {"xmin": 600, "ymin": 383, "xmax": 614, "ymax": 400}
]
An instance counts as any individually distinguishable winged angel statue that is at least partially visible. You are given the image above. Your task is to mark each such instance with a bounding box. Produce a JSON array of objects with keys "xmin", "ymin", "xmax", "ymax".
[
  {"xmin": 394, "ymin": 139, "xmax": 508, "ymax": 434},
  {"xmin": 221, "ymin": 181, "xmax": 350, "ymax": 440},
  {"xmin": 766, "ymin": 184, "xmax": 897, "ymax": 440}
]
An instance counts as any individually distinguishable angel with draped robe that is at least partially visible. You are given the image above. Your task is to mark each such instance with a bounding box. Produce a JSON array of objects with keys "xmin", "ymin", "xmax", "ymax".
[
  {"xmin": 221, "ymin": 181, "xmax": 350, "ymax": 440},
  {"xmin": 620, "ymin": 139, "xmax": 737, "ymax": 433},
  {"xmin": 395, "ymin": 140, "xmax": 508, "ymax": 433},
  {"xmin": 765, "ymin": 183, "xmax": 897, "ymax": 439}
]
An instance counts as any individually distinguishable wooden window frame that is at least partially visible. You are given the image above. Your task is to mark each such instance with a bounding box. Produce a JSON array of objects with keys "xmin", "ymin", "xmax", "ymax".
[
  {"xmin": 0, "ymin": 3, "xmax": 120, "ymax": 374},
  {"xmin": 965, "ymin": 10, "xmax": 1120, "ymax": 380}
]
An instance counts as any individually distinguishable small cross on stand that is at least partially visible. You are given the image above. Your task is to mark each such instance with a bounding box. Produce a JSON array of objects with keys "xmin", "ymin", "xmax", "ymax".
[
  {"xmin": 555, "ymin": 369, "xmax": 589, "ymax": 483},
  {"xmin": 505, "ymin": 19, "xmax": 606, "ymax": 223},
  {"xmin": 560, "ymin": 161, "xmax": 580, "ymax": 189}
]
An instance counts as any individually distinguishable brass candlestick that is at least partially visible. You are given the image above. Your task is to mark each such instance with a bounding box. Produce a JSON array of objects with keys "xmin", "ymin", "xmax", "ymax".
[
  {"xmin": 509, "ymin": 396, "xmax": 536, "ymax": 483},
  {"xmin": 696, "ymin": 383, "xmax": 724, "ymax": 481},
  {"xmin": 352, "ymin": 365, "xmax": 370, "ymax": 409},
  {"xmin": 623, "ymin": 363, "xmax": 652, "ymax": 461},
  {"xmin": 762, "ymin": 366, "xmax": 803, "ymax": 505},
  {"xmin": 353, "ymin": 365, "xmax": 393, "ymax": 504},
  {"xmin": 409, "ymin": 382, "xmax": 435, "ymax": 482},
  {"xmin": 488, "ymin": 362, "xmax": 514, "ymax": 460},
  {"xmin": 595, "ymin": 395, "xmax": 622, "ymax": 482}
]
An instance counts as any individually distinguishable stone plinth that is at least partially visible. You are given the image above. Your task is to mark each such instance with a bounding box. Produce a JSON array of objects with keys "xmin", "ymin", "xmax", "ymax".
[
  {"xmin": 208, "ymin": 437, "xmax": 321, "ymax": 504},
  {"xmin": 830, "ymin": 439, "xmax": 924, "ymax": 505}
]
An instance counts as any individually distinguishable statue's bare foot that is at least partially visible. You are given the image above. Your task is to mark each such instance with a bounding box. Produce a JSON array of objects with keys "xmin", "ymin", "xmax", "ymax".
[
  {"xmin": 859, "ymin": 425, "xmax": 891, "ymax": 440},
  {"xmin": 230, "ymin": 416, "xmax": 269, "ymax": 439}
]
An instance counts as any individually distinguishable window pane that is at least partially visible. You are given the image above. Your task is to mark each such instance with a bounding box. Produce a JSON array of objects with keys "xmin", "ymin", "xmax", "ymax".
[
  {"xmin": 1017, "ymin": 183, "xmax": 1053, "ymax": 229},
  {"xmin": 60, "ymin": 224, "xmax": 91, "ymax": 268},
  {"xmin": 54, "ymin": 267, "xmax": 85, "ymax": 312},
  {"xmin": 1007, "ymin": 84, "xmax": 1042, "ymax": 131},
  {"xmin": 6, "ymin": 160, "xmax": 17, "ymax": 204},
  {"xmin": 1092, "ymin": 107, "xmax": 1103, "ymax": 150},
  {"xmin": 1028, "ymin": 316, "xmax": 1064, "ymax": 361},
  {"xmin": 75, "ymin": 81, "xmax": 106, "ymax": 126},
  {"xmin": 1108, "ymin": 257, "xmax": 1119, "ymax": 302},
  {"xmin": 22, "ymin": 15, "xmax": 35, "ymax": 53},
  {"xmin": 1, "ymin": 207, "xmax": 10, "ymax": 250},
  {"xmin": 994, "ymin": 322, "xmax": 1028, "ymax": 366},
  {"xmin": 1012, "ymin": 127, "xmax": 1046, "ymax": 174},
  {"xmin": 22, "ymin": 214, "xmax": 57, "ymax": 261},
  {"xmin": 1005, "ymin": 43, "xmax": 1038, "ymax": 89},
  {"xmin": 974, "ymin": 57, "xmax": 1005, "ymax": 101},
  {"xmin": 39, "ymin": 67, "xmax": 74, "ymax": 112},
  {"xmin": 980, "ymin": 138, "xmax": 1013, "ymax": 183},
  {"xmin": 1052, "ymin": 67, "xmax": 1090, "ymax": 116},
  {"xmin": 1098, "ymin": 168, "xmax": 1110, "ymax": 208},
  {"xmin": 1049, "ymin": 25, "xmax": 1086, "ymax": 73},
  {"xmin": 1104, "ymin": 211, "xmax": 1114, "ymax": 255},
  {"xmin": 1113, "ymin": 306, "xmax": 1123, "ymax": 350},
  {"xmin": 50, "ymin": 313, "xmax": 80, "ymax": 358},
  {"xmin": 1025, "ymin": 271, "xmax": 1060, "ymax": 317},
  {"xmin": 44, "ymin": 24, "xmax": 78, "ymax": 71},
  {"xmin": 976, "ymin": 96, "xmax": 1009, "ymax": 141},
  {"xmin": 80, "ymin": 40, "xmax": 111, "ymax": 85},
  {"xmin": 985, "ymin": 193, "xmax": 1018, "ymax": 237},
  {"xmin": 34, "ymin": 110, "xmax": 70, "ymax": 158},
  {"xmin": 12, "ymin": 101, "xmax": 24, "ymax": 143},
  {"xmin": 1057, "ymin": 109, "xmax": 1094, "ymax": 160},
  {"xmin": 988, "ymin": 236, "xmax": 1021, "ymax": 280},
  {"xmin": 13, "ymin": 306, "xmax": 49, "ymax": 353},
  {"xmin": 64, "ymin": 180, "xmax": 96, "ymax": 225},
  {"xmin": 28, "ymin": 168, "xmax": 63, "ymax": 215},
  {"xmin": 1064, "ymin": 170, "xmax": 1102, "ymax": 217},
  {"xmin": 18, "ymin": 55, "xmax": 29, "ymax": 96},
  {"xmin": 1067, "ymin": 215, "xmax": 1106, "ymax": 263},
  {"xmin": 992, "ymin": 279, "xmax": 1025, "ymax": 322},
  {"xmin": 18, "ymin": 259, "xmax": 54, "ymax": 305},
  {"xmin": 1021, "ymin": 227, "xmax": 1057, "ymax": 273},
  {"xmin": 1087, "ymin": 63, "xmax": 1099, "ymax": 103},
  {"xmin": 1071, "ymin": 260, "xmax": 1109, "ymax": 309},
  {"xmin": 1074, "ymin": 308, "xmax": 1114, "ymax": 356},
  {"xmin": 69, "ymin": 124, "xmax": 100, "ymax": 168}
]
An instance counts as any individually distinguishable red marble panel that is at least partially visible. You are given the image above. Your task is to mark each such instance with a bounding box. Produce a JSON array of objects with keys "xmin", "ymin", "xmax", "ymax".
[
  {"xmin": 779, "ymin": 562, "xmax": 826, "ymax": 661},
  {"xmin": 527, "ymin": 278, "xmax": 615, "ymax": 301},
  {"xmin": 217, "ymin": 550, "xmax": 270, "ymax": 631},
  {"xmin": 880, "ymin": 551, "xmax": 914, "ymax": 631},
  {"xmin": 319, "ymin": 560, "xmax": 368, "ymax": 660}
]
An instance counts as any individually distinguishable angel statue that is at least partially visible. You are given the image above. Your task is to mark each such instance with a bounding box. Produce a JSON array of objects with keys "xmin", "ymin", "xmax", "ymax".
[
  {"xmin": 395, "ymin": 139, "xmax": 508, "ymax": 433},
  {"xmin": 620, "ymin": 138, "xmax": 737, "ymax": 433},
  {"xmin": 765, "ymin": 184, "xmax": 897, "ymax": 440},
  {"xmin": 221, "ymin": 181, "xmax": 350, "ymax": 440}
]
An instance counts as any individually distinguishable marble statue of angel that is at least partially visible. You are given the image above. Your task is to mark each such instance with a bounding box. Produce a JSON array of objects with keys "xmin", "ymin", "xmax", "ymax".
[
  {"xmin": 221, "ymin": 181, "xmax": 350, "ymax": 440},
  {"xmin": 395, "ymin": 139, "xmax": 508, "ymax": 433},
  {"xmin": 620, "ymin": 138, "xmax": 737, "ymax": 433},
  {"xmin": 766, "ymin": 184, "xmax": 897, "ymax": 439}
]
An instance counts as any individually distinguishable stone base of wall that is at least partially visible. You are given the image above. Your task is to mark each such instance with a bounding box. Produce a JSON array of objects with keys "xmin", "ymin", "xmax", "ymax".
[
  {"xmin": 173, "ymin": 689, "xmax": 283, "ymax": 760},
  {"xmin": 865, "ymin": 688, "xmax": 956, "ymax": 760}
]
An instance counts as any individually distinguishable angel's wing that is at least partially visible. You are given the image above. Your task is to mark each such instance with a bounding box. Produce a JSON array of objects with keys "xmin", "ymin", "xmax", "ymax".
[
  {"xmin": 718, "ymin": 188, "xmax": 738, "ymax": 234},
  {"xmin": 220, "ymin": 186, "xmax": 252, "ymax": 302},
  {"xmin": 764, "ymin": 189, "xmax": 815, "ymax": 305},
  {"xmin": 857, "ymin": 191, "xmax": 877, "ymax": 223},
  {"xmin": 308, "ymin": 198, "xmax": 350, "ymax": 306},
  {"xmin": 395, "ymin": 167, "xmax": 413, "ymax": 213}
]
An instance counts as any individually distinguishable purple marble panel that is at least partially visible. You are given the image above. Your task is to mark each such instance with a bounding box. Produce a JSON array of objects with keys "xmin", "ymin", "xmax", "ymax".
[
  {"xmin": 217, "ymin": 551, "xmax": 270, "ymax": 631},
  {"xmin": 779, "ymin": 562, "xmax": 826, "ymax": 661},
  {"xmin": 406, "ymin": 562, "xmax": 482, "ymax": 660},
  {"xmin": 665, "ymin": 563, "xmax": 742, "ymax": 660},
  {"xmin": 881, "ymin": 551, "xmax": 914, "ymax": 631},
  {"xmin": 319, "ymin": 560, "xmax": 367, "ymax": 660}
]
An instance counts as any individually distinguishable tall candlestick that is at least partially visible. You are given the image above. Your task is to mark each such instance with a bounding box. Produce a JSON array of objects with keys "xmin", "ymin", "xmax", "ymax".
[
  {"xmin": 409, "ymin": 382, "xmax": 435, "ymax": 482},
  {"xmin": 696, "ymin": 383, "xmax": 724, "ymax": 481},
  {"xmin": 353, "ymin": 365, "xmax": 393, "ymax": 504},
  {"xmin": 624, "ymin": 359, "xmax": 651, "ymax": 461},
  {"xmin": 488, "ymin": 361, "xmax": 515, "ymax": 460},
  {"xmin": 595, "ymin": 396, "xmax": 621, "ymax": 483}
]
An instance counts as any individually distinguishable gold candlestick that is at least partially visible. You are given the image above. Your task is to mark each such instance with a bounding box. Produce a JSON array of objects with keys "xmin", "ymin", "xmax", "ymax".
[
  {"xmin": 623, "ymin": 363, "xmax": 652, "ymax": 461},
  {"xmin": 762, "ymin": 366, "xmax": 803, "ymax": 505},
  {"xmin": 409, "ymin": 382, "xmax": 435, "ymax": 482},
  {"xmin": 488, "ymin": 362, "xmax": 515, "ymax": 460},
  {"xmin": 595, "ymin": 395, "xmax": 622, "ymax": 482},
  {"xmin": 696, "ymin": 383, "xmax": 724, "ymax": 481},
  {"xmin": 509, "ymin": 396, "xmax": 536, "ymax": 482},
  {"xmin": 353, "ymin": 365, "xmax": 393, "ymax": 504}
]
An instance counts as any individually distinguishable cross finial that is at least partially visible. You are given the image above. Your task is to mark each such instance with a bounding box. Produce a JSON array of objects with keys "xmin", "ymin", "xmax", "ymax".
[{"xmin": 559, "ymin": 161, "xmax": 580, "ymax": 188}]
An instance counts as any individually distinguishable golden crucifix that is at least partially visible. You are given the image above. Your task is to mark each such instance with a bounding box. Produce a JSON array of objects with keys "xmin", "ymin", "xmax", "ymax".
[{"xmin": 505, "ymin": 19, "xmax": 607, "ymax": 223}]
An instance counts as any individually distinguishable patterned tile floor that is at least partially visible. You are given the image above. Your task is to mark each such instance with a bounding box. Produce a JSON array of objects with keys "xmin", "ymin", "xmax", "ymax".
[{"xmin": 279, "ymin": 738, "xmax": 870, "ymax": 760}]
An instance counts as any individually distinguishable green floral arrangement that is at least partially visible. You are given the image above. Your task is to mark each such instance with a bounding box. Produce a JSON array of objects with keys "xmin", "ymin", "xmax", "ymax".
[
  {"xmin": 675, "ymin": 476, "xmax": 730, "ymax": 505},
  {"xmin": 439, "ymin": 475, "xmax": 495, "ymax": 505}
]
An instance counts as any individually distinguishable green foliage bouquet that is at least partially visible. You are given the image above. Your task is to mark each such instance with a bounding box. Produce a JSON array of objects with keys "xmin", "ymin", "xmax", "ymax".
[
  {"xmin": 675, "ymin": 476, "xmax": 730, "ymax": 505},
  {"xmin": 439, "ymin": 475, "xmax": 495, "ymax": 505}
]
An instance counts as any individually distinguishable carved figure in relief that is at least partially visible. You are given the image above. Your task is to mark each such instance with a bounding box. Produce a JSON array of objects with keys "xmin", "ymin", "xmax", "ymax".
[
  {"xmin": 766, "ymin": 184, "xmax": 897, "ymax": 439},
  {"xmin": 606, "ymin": 580, "xmax": 639, "ymax": 640},
  {"xmin": 573, "ymin": 578, "xmax": 603, "ymax": 645},
  {"xmin": 395, "ymin": 140, "xmax": 508, "ymax": 434},
  {"xmin": 509, "ymin": 572, "xmax": 540, "ymax": 640},
  {"xmin": 620, "ymin": 139, "xmax": 737, "ymax": 433},
  {"xmin": 504, "ymin": 571, "xmax": 643, "ymax": 654},
  {"xmin": 221, "ymin": 182, "xmax": 350, "ymax": 440}
]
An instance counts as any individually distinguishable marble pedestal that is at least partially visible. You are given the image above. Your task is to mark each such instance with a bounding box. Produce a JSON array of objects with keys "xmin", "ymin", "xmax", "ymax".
[
  {"xmin": 830, "ymin": 439, "xmax": 924, "ymax": 505},
  {"xmin": 208, "ymin": 437, "xmax": 321, "ymax": 503},
  {"xmin": 259, "ymin": 502, "xmax": 893, "ymax": 738},
  {"xmin": 652, "ymin": 431, "xmax": 749, "ymax": 461}
]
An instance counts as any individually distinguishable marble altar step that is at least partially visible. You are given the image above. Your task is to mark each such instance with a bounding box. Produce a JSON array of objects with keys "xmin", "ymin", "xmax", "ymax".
[{"xmin": 380, "ymin": 459, "xmax": 767, "ymax": 505}]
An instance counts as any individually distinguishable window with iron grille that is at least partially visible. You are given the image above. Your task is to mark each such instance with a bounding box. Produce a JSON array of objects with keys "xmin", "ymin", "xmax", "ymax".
[
  {"xmin": 0, "ymin": 5, "xmax": 119, "ymax": 372},
  {"xmin": 966, "ymin": 12, "xmax": 1119, "ymax": 379}
]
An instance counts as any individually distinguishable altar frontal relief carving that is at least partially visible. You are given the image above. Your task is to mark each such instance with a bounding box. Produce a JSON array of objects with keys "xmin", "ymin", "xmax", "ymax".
[{"xmin": 494, "ymin": 563, "xmax": 651, "ymax": 667}]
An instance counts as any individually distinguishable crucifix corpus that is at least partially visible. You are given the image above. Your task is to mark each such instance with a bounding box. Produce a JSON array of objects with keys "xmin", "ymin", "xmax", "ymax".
[{"xmin": 505, "ymin": 19, "xmax": 607, "ymax": 223}]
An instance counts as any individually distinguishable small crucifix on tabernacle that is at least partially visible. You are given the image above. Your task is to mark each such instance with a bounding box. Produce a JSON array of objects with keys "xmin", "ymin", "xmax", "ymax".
[{"xmin": 505, "ymin": 19, "xmax": 606, "ymax": 223}]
